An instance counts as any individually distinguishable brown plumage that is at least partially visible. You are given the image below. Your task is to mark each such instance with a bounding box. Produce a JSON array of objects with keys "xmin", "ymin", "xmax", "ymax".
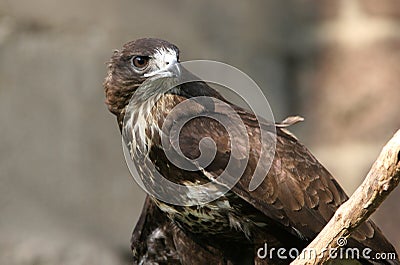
[{"xmin": 104, "ymin": 38, "xmax": 399, "ymax": 265}]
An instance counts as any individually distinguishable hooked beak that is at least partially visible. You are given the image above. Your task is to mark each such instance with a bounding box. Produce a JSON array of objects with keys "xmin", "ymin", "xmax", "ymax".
[{"xmin": 144, "ymin": 59, "xmax": 181, "ymax": 78}]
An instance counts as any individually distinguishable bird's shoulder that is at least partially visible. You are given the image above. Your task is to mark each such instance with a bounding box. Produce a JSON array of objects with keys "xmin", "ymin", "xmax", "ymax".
[{"xmin": 152, "ymin": 92, "xmax": 397, "ymax": 257}]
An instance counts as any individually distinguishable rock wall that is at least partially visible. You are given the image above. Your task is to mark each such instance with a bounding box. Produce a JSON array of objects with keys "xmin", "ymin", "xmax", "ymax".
[{"xmin": 0, "ymin": 0, "xmax": 399, "ymax": 263}]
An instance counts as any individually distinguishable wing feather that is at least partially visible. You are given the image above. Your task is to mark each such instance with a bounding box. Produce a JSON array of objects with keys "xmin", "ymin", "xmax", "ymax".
[{"xmin": 161, "ymin": 94, "xmax": 398, "ymax": 260}]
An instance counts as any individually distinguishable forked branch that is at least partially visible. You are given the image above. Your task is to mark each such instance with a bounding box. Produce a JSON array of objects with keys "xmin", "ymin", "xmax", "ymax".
[{"xmin": 291, "ymin": 130, "xmax": 400, "ymax": 265}]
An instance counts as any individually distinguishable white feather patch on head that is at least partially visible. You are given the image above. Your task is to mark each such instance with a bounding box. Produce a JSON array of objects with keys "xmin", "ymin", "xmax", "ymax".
[{"xmin": 144, "ymin": 47, "xmax": 178, "ymax": 77}]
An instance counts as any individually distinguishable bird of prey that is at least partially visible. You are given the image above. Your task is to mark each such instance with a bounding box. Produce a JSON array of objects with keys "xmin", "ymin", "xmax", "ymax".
[{"xmin": 104, "ymin": 38, "xmax": 399, "ymax": 265}]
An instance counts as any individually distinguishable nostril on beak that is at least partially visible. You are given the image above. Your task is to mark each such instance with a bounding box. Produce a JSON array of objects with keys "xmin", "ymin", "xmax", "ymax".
[{"xmin": 166, "ymin": 61, "xmax": 170, "ymax": 65}]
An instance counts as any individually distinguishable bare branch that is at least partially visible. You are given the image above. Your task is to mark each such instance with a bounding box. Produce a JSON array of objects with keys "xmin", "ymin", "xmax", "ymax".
[{"xmin": 291, "ymin": 130, "xmax": 400, "ymax": 265}]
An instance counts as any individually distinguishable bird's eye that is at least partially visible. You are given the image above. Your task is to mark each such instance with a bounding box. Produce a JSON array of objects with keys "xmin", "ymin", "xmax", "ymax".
[{"xmin": 131, "ymin": 56, "xmax": 150, "ymax": 69}]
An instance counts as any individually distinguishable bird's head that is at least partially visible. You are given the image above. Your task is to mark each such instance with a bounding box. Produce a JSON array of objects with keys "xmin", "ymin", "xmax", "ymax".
[{"xmin": 104, "ymin": 38, "xmax": 180, "ymax": 129}]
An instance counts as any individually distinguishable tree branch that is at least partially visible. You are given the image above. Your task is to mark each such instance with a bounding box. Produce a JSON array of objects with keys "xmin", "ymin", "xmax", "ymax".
[{"xmin": 291, "ymin": 129, "xmax": 400, "ymax": 265}]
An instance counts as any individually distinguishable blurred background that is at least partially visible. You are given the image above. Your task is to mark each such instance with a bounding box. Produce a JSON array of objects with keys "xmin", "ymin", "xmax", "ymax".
[{"xmin": 1, "ymin": 0, "xmax": 399, "ymax": 264}]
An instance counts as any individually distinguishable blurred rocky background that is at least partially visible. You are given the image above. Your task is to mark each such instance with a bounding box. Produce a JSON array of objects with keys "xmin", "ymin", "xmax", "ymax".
[{"xmin": 0, "ymin": 0, "xmax": 399, "ymax": 264}]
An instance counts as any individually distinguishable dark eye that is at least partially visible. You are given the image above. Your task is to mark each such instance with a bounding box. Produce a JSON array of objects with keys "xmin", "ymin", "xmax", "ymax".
[{"xmin": 131, "ymin": 56, "xmax": 149, "ymax": 69}]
